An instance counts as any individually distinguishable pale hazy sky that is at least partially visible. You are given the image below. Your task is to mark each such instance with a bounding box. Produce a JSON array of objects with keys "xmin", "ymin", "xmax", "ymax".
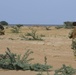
[{"xmin": 0, "ymin": 0, "xmax": 76, "ymax": 24}]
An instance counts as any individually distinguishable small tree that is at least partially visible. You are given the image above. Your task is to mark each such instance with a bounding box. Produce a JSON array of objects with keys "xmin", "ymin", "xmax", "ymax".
[
  {"xmin": 64, "ymin": 21, "xmax": 74, "ymax": 29},
  {"xmin": 0, "ymin": 21, "xmax": 8, "ymax": 26}
]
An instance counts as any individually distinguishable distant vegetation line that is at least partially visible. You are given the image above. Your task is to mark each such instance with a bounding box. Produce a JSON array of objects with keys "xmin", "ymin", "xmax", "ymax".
[{"xmin": 8, "ymin": 24, "xmax": 63, "ymax": 26}]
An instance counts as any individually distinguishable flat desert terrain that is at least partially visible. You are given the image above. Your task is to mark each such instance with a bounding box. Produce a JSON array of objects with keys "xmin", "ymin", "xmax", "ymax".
[{"xmin": 0, "ymin": 26, "xmax": 76, "ymax": 75}]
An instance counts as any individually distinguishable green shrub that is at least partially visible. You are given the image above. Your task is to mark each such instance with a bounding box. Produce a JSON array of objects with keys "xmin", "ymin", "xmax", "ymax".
[
  {"xmin": 0, "ymin": 48, "xmax": 52, "ymax": 71},
  {"xmin": 0, "ymin": 21, "xmax": 8, "ymax": 26},
  {"xmin": 20, "ymin": 29, "xmax": 43, "ymax": 41},
  {"xmin": 16, "ymin": 24, "xmax": 23, "ymax": 28},
  {"xmin": 36, "ymin": 56, "xmax": 51, "ymax": 75},
  {"xmin": 30, "ymin": 63, "xmax": 52, "ymax": 71},
  {"xmin": 64, "ymin": 21, "xmax": 74, "ymax": 29},
  {"xmin": 54, "ymin": 64, "xmax": 76, "ymax": 75},
  {"xmin": 0, "ymin": 48, "xmax": 34, "ymax": 70},
  {"xmin": 11, "ymin": 26, "xmax": 20, "ymax": 33}
]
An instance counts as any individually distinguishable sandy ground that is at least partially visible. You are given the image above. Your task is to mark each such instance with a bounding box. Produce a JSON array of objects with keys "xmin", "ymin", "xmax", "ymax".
[{"xmin": 0, "ymin": 26, "xmax": 76, "ymax": 75}]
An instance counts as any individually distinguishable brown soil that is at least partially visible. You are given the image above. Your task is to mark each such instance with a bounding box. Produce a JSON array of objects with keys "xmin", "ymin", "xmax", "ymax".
[{"xmin": 0, "ymin": 26, "xmax": 75, "ymax": 75}]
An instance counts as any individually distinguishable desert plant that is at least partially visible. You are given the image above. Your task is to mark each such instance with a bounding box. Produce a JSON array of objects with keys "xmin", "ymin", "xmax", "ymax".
[
  {"xmin": 0, "ymin": 24, "xmax": 5, "ymax": 35},
  {"xmin": 30, "ymin": 63, "xmax": 52, "ymax": 71},
  {"xmin": 11, "ymin": 26, "xmax": 20, "ymax": 33},
  {"xmin": 0, "ymin": 21, "xmax": 8, "ymax": 26},
  {"xmin": 54, "ymin": 64, "xmax": 76, "ymax": 75},
  {"xmin": 36, "ymin": 56, "xmax": 52, "ymax": 75},
  {"xmin": 64, "ymin": 21, "xmax": 74, "ymax": 29},
  {"xmin": 16, "ymin": 24, "xmax": 23, "ymax": 28},
  {"xmin": 0, "ymin": 48, "xmax": 34, "ymax": 70},
  {"xmin": 20, "ymin": 28, "xmax": 43, "ymax": 41},
  {"xmin": 45, "ymin": 26, "xmax": 51, "ymax": 30},
  {"xmin": 44, "ymin": 56, "xmax": 50, "ymax": 75},
  {"xmin": 0, "ymin": 30, "xmax": 5, "ymax": 35},
  {"xmin": 0, "ymin": 48, "xmax": 52, "ymax": 71}
]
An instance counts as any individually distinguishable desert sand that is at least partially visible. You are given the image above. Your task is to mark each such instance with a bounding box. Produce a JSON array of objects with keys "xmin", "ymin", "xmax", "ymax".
[{"xmin": 0, "ymin": 26, "xmax": 76, "ymax": 75}]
